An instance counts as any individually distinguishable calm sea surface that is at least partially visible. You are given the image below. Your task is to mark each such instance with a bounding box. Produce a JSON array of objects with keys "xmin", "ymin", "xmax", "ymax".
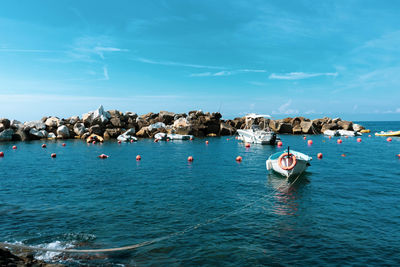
[{"xmin": 1, "ymin": 121, "xmax": 400, "ymax": 266}]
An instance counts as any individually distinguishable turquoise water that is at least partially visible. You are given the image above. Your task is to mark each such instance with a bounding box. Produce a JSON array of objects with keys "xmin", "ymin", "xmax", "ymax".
[{"xmin": 1, "ymin": 121, "xmax": 400, "ymax": 266}]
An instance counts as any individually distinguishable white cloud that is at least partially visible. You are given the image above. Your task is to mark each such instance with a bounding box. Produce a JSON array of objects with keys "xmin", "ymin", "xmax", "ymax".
[
  {"xmin": 190, "ymin": 72, "xmax": 213, "ymax": 77},
  {"xmin": 191, "ymin": 69, "xmax": 267, "ymax": 77},
  {"xmin": 272, "ymin": 99, "xmax": 299, "ymax": 115},
  {"xmin": 269, "ymin": 72, "xmax": 338, "ymax": 80},
  {"xmin": 0, "ymin": 48, "xmax": 60, "ymax": 53},
  {"xmin": 103, "ymin": 66, "xmax": 109, "ymax": 80},
  {"xmin": 94, "ymin": 46, "xmax": 129, "ymax": 59},
  {"xmin": 135, "ymin": 57, "xmax": 226, "ymax": 70},
  {"xmin": 213, "ymin": 71, "xmax": 232, "ymax": 76}
]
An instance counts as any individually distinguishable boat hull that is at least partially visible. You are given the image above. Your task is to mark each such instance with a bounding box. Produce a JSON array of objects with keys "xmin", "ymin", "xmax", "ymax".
[
  {"xmin": 266, "ymin": 150, "xmax": 312, "ymax": 179},
  {"xmin": 237, "ymin": 129, "xmax": 276, "ymax": 145},
  {"xmin": 375, "ymin": 131, "xmax": 400, "ymax": 137}
]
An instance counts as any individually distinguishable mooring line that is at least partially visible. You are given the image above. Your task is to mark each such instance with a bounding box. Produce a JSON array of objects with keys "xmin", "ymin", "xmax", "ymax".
[{"xmin": 1, "ymin": 175, "xmax": 301, "ymax": 254}]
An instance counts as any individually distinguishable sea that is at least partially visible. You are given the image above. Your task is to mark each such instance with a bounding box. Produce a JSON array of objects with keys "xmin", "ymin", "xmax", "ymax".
[{"xmin": 0, "ymin": 121, "xmax": 399, "ymax": 266}]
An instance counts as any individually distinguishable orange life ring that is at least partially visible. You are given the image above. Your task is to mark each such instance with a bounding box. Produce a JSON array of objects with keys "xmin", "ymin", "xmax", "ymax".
[{"xmin": 278, "ymin": 153, "xmax": 297, "ymax": 170}]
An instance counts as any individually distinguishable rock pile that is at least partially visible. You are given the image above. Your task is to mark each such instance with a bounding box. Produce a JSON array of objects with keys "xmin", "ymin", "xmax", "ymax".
[
  {"xmin": 0, "ymin": 106, "xmax": 364, "ymax": 142},
  {"xmin": 0, "ymin": 247, "xmax": 64, "ymax": 266}
]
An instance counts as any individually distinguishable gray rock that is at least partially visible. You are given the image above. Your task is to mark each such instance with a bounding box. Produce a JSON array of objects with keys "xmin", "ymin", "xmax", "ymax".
[
  {"xmin": 300, "ymin": 121, "xmax": 313, "ymax": 134},
  {"xmin": 12, "ymin": 128, "xmax": 29, "ymax": 141},
  {"xmin": 56, "ymin": 125, "xmax": 70, "ymax": 139},
  {"xmin": 0, "ymin": 129, "xmax": 14, "ymax": 141},
  {"xmin": 82, "ymin": 105, "xmax": 111, "ymax": 125},
  {"xmin": 48, "ymin": 132, "xmax": 56, "ymax": 139},
  {"xmin": 29, "ymin": 128, "xmax": 48, "ymax": 139},
  {"xmin": 0, "ymin": 118, "xmax": 10, "ymax": 129},
  {"xmin": 117, "ymin": 128, "xmax": 137, "ymax": 142},
  {"xmin": 353, "ymin": 123, "xmax": 365, "ymax": 132},
  {"xmin": 68, "ymin": 116, "xmax": 80, "ymax": 125},
  {"xmin": 10, "ymin": 120, "xmax": 23, "ymax": 129},
  {"xmin": 45, "ymin": 117, "xmax": 60, "ymax": 128},
  {"xmin": 73, "ymin": 123, "xmax": 87, "ymax": 136},
  {"xmin": 148, "ymin": 122, "xmax": 166, "ymax": 131},
  {"xmin": 220, "ymin": 122, "xmax": 236, "ymax": 136},
  {"xmin": 24, "ymin": 121, "xmax": 46, "ymax": 130},
  {"xmin": 89, "ymin": 125, "xmax": 103, "ymax": 136}
]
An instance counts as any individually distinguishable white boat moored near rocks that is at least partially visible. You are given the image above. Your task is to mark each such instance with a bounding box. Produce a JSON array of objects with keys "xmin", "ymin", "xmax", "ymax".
[{"xmin": 266, "ymin": 148, "xmax": 312, "ymax": 179}]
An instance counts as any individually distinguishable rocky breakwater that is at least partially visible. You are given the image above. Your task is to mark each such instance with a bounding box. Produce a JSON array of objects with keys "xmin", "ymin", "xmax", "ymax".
[
  {"xmin": 0, "ymin": 106, "xmax": 364, "ymax": 142},
  {"xmin": 0, "ymin": 247, "xmax": 64, "ymax": 266}
]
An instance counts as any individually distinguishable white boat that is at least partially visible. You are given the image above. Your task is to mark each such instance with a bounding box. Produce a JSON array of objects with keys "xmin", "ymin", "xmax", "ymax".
[
  {"xmin": 266, "ymin": 148, "xmax": 312, "ymax": 178},
  {"xmin": 167, "ymin": 134, "xmax": 193, "ymax": 140},
  {"xmin": 236, "ymin": 114, "xmax": 278, "ymax": 145}
]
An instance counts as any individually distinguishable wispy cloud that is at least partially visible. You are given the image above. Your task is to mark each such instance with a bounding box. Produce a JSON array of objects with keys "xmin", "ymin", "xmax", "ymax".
[
  {"xmin": 94, "ymin": 46, "xmax": 129, "ymax": 59},
  {"xmin": 190, "ymin": 69, "xmax": 267, "ymax": 77},
  {"xmin": 0, "ymin": 48, "xmax": 60, "ymax": 53},
  {"xmin": 135, "ymin": 57, "xmax": 226, "ymax": 70},
  {"xmin": 103, "ymin": 66, "xmax": 109, "ymax": 80},
  {"xmin": 272, "ymin": 99, "xmax": 299, "ymax": 115},
  {"xmin": 269, "ymin": 72, "xmax": 338, "ymax": 80}
]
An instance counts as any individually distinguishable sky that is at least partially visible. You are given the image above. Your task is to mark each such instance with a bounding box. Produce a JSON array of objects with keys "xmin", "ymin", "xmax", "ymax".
[{"xmin": 0, "ymin": 0, "xmax": 400, "ymax": 121}]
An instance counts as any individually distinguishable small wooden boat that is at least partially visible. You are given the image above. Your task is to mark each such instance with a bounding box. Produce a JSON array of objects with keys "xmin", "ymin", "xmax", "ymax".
[
  {"xmin": 375, "ymin": 130, "xmax": 400, "ymax": 137},
  {"xmin": 266, "ymin": 147, "xmax": 312, "ymax": 178}
]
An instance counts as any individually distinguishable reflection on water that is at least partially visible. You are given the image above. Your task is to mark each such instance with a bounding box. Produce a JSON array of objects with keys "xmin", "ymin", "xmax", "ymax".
[{"xmin": 266, "ymin": 173, "xmax": 309, "ymax": 216}]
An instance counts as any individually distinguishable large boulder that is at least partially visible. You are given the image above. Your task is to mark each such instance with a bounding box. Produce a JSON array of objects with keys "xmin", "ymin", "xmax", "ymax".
[
  {"xmin": 56, "ymin": 125, "xmax": 70, "ymax": 139},
  {"xmin": 45, "ymin": 117, "xmax": 60, "ymax": 128},
  {"xmin": 300, "ymin": 121, "xmax": 314, "ymax": 134},
  {"xmin": 82, "ymin": 105, "xmax": 111, "ymax": 126},
  {"xmin": 29, "ymin": 128, "xmax": 48, "ymax": 139},
  {"xmin": 74, "ymin": 123, "xmax": 87, "ymax": 136},
  {"xmin": 0, "ymin": 118, "xmax": 10, "ymax": 130},
  {"xmin": 103, "ymin": 128, "xmax": 122, "ymax": 139},
  {"xmin": 148, "ymin": 122, "xmax": 166, "ymax": 131},
  {"xmin": 89, "ymin": 125, "xmax": 103, "ymax": 136},
  {"xmin": 10, "ymin": 120, "xmax": 23, "ymax": 130},
  {"xmin": 159, "ymin": 111, "xmax": 175, "ymax": 125},
  {"xmin": 220, "ymin": 122, "xmax": 236, "ymax": 136},
  {"xmin": 136, "ymin": 127, "xmax": 150, "ymax": 138},
  {"xmin": 117, "ymin": 128, "xmax": 137, "ymax": 142},
  {"xmin": 337, "ymin": 120, "xmax": 353, "ymax": 131},
  {"xmin": 12, "ymin": 128, "xmax": 29, "ymax": 141},
  {"xmin": 68, "ymin": 116, "xmax": 80, "ymax": 125},
  {"xmin": 321, "ymin": 123, "xmax": 339, "ymax": 133},
  {"xmin": 353, "ymin": 124, "xmax": 365, "ymax": 132},
  {"xmin": 278, "ymin": 122, "xmax": 293, "ymax": 134},
  {"xmin": 0, "ymin": 129, "xmax": 14, "ymax": 141},
  {"xmin": 292, "ymin": 124, "xmax": 302, "ymax": 134},
  {"xmin": 24, "ymin": 121, "xmax": 46, "ymax": 131}
]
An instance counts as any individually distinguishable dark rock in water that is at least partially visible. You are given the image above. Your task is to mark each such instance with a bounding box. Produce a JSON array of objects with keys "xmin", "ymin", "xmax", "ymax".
[
  {"xmin": 12, "ymin": 128, "xmax": 29, "ymax": 141},
  {"xmin": 89, "ymin": 125, "xmax": 103, "ymax": 136},
  {"xmin": 337, "ymin": 120, "xmax": 353, "ymax": 131},
  {"xmin": 220, "ymin": 122, "xmax": 236, "ymax": 136},
  {"xmin": 0, "ymin": 129, "xmax": 14, "ymax": 141},
  {"xmin": 0, "ymin": 247, "xmax": 64, "ymax": 266},
  {"xmin": 277, "ymin": 122, "xmax": 293, "ymax": 134}
]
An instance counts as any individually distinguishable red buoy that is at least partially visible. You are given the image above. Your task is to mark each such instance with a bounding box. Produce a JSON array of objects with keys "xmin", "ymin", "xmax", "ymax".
[
  {"xmin": 12, "ymin": 145, "xmax": 17, "ymax": 150},
  {"xmin": 136, "ymin": 155, "xmax": 141, "ymax": 161},
  {"xmin": 42, "ymin": 144, "xmax": 47, "ymax": 148},
  {"xmin": 187, "ymin": 156, "xmax": 194, "ymax": 162},
  {"xmin": 236, "ymin": 156, "xmax": 242, "ymax": 162},
  {"xmin": 0, "ymin": 152, "xmax": 4, "ymax": 157},
  {"xmin": 329, "ymin": 136, "xmax": 332, "ymax": 139},
  {"xmin": 277, "ymin": 141, "xmax": 283, "ymax": 147},
  {"xmin": 341, "ymin": 153, "xmax": 346, "ymax": 157},
  {"xmin": 337, "ymin": 139, "xmax": 343, "ymax": 144},
  {"xmin": 154, "ymin": 139, "xmax": 159, "ymax": 143},
  {"xmin": 368, "ymin": 135, "xmax": 371, "ymax": 137},
  {"xmin": 51, "ymin": 153, "xmax": 56, "ymax": 158},
  {"xmin": 166, "ymin": 138, "xmax": 170, "ymax": 142},
  {"xmin": 205, "ymin": 140, "xmax": 209, "ymax": 145},
  {"xmin": 387, "ymin": 137, "xmax": 392, "ymax": 142},
  {"xmin": 317, "ymin": 153, "xmax": 323, "ymax": 159},
  {"xmin": 98, "ymin": 154, "xmax": 108, "ymax": 159},
  {"xmin": 345, "ymin": 136, "xmax": 348, "ymax": 139},
  {"xmin": 118, "ymin": 140, "xmax": 122, "ymax": 144},
  {"xmin": 357, "ymin": 138, "xmax": 362, "ymax": 142},
  {"xmin": 130, "ymin": 139, "xmax": 134, "ymax": 143},
  {"xmin": 92, "ymin": 141, "xmax": 96, "ymax": 144},
  {"xmin": 62, "ymin": 143, "xmax": 66, "ymax": 147},
  {"xmin": 397, "ymin": 154, "xmax": 400, "ymax": 158},
  {"xmin": 303, "ymin": 136, "xmax": 307, "ymax": 140},
  {"xmin": 245, "ymin": 143, "xmax": 250, "ymax": 148},
  {"xmin": 190, "ymin": 137, "xmax": 193, "ymax": 141},
  {"xmin": 307, "ymin": 140, "xmax": 313, "ymax": 145}
]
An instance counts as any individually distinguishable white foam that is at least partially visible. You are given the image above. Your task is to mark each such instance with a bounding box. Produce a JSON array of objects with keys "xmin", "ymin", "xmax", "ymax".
[{"xmin": 35, "ymin": 240, "xmax": 74, "ymax": 261}]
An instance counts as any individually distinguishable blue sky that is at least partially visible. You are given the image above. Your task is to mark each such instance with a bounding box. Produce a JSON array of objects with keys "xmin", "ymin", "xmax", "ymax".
[{"xmin": 0, "ymin": 0, "xmax": 400, "ymax": 121}]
